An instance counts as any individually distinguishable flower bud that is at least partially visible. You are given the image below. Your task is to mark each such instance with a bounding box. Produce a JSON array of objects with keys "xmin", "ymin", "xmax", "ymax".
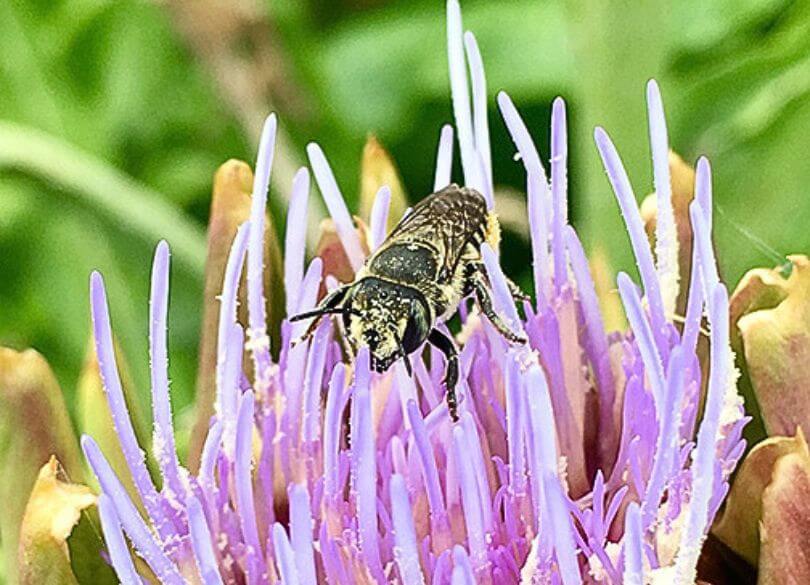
[
  {"xmin": 733, "ymin": 255, "xmax": 810, "ymax": 436},
  {"xmin": 0, "ymin": 349, "xmax": 83, "ymax": 582},
  {"xmin": 17, "ymin": 457, "xmax": 97, "ymax": 585},
  {"xmin": 359, "ymin": 134, "xmax": 408, "ymax": 231}
]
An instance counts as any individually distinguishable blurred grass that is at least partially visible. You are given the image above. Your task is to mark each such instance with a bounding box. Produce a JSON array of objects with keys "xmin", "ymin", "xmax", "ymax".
[{"xmin": 0, "ymin": 0, "xmax": 808, "ymax": 461}]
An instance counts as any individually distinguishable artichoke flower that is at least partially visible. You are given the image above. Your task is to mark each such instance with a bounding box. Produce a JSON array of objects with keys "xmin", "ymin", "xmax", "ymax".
[{"xmin": 6, "ymin": 1, "xmax": 795, "ymax": 583}]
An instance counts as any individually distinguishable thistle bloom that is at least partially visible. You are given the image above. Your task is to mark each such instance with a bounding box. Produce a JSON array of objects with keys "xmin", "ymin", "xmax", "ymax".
[{"xmin": 82, "ymin": 2, "xmax": 746, "ymax": 583}]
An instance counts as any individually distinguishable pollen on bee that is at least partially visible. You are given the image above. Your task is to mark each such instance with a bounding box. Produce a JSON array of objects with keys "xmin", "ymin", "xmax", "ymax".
[{"xmin": 485, "ymin": 211, "xmax": 502, "ymax": 250}]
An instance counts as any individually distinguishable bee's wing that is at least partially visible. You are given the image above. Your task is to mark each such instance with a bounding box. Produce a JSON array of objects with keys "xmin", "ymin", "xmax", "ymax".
[
  {"xmin": 380, "ymin": 184, "xmax": 488, "ymax": 279},
  {"xmin": 383, "ymin": 188, "xmax": 448, "ymax": 241}
]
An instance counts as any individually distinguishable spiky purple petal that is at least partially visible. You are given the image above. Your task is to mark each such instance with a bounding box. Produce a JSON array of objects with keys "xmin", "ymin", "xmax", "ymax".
[
  {"xmin": 550, "ymin": 97, "xmax": 568, "ymax": 291},
  {"xmin": 149, "ymin": 241, "xmax": 184, "ymax": 498},
  {"xmin": 446, "ymin": 0, "xmax": 485, "ymax": 199},
  {"xmin": 564, "ymin": 226, "xmax": 616, "ymax": 456},
  {"xmin": 434, "ymin": 124, "xmax": 455, "ymax": 191},
  {"xmin": 545, "ymin": 475, "xmax": 582, "ymax": 585},
  {"xmin": 284, "ymin": 167, "xmax": 311, "ymax": 315},
  {"xmin": 481, "ymin": 243, "xmax": 522, "ymax": 334},
  {"xmin": 96, "ymin": 494, "xmax": 142, "ymax": 585},
  {"xmin": 641, "ymin": 345, "xmax": 686, "ymax": 528},
  {"xmin": 234, "ymin": 391, "xmax": 264, "ymax": 576},
  {"xmin": 272, "ymin": 523, "xmax": 300, "ymax": 585},
  {"xmin": 463, "ymin": 31, "xmax": 492, "ymax": 201},
  {"xmin": 216, "ymin": 223, "xmax": 249, "ymax": 415},
  {"xmin": 453, "ymin": 423, "xmax": 487, "ymax": 573},
  {"xmin": 594, "ymin": 127, "xmax": 668, "ymax": 353},
  {"xmin": 187, "ymin": 495, "xmax": 224, "ymax": 585},
  {"xmin": 247, "ymin": 114, "xmax": 277, "ymax": 386},
  {"xmin": 324, "ymin": 363, "xmax": 347, "ymax": 500},
  {"xmin": 83, "ymin": 436, "xmax": 184, "ymax": 584},
  {"xmin": 89, "ymin": 272, "xmax": 167, "ymax": 534},
  {"xmin": 289, "ymin": 483, "xmax": 318, "ymax": 585},
  {"xmin": 391, "ymin": 474, "xmax": 427, "ymax": 585},
  {"xmin": 306, "ymin": 142, "xmax": 365, "ymax": 271},
  {"xmin": 674, "ymin": 285, "xmax": 730, "ymax": 583},
  {"xmin": 351, "ymin": 348, "xmax": 384, "ymax": 580},
  {"xmin": 496, "ymin": 92, "xmax": 552, "ymax": 304},
  {"xmin": 369, "ymin": 186, "xmax": 391, "ymax": 251},
  {"xmin": 623, "ymin": 502, "xmax": 644, "ymax": 585},
  {"xmin": 617, "ymin": 272, "xmax": 666, "ymax": 411}
]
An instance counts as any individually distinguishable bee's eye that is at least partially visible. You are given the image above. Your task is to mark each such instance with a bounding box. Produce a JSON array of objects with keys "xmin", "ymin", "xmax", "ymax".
[{"xmin": 402, "ymin": 306, "xmax": 429, "ymax": 352}]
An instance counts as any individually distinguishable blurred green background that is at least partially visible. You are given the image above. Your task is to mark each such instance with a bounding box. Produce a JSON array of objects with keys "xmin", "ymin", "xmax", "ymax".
[{"xmin": 1, "ymin": 0, "xmax": 808, "ymax": 438}]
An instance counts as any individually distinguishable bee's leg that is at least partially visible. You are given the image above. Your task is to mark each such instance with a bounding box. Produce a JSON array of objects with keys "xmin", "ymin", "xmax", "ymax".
[
  {"xmin": 466, "ymin": 261, "xmax": 529, "ymax": 305},
  {"xmin": 505, "ymin": 276, "xmax": 531, "ymax": 303},
  {"xmin": 296, "ymin": 317, "xmax": 324, "ymax": 345},
  {"xmin": 289, "ymin": 285, "xmax": 350, "ymax": 343},
  {"xmin": 427, "ymin": 328, "xmax": 460, "ymax": 422},
  {"xmin": 471, "ymin": 272, "xmax": 527, "ymax": 344}
]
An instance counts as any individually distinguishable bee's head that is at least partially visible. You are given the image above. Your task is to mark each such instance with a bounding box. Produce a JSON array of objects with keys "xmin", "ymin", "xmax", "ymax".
[{"xmin": 343, "ymin": 278, "xmax": 431, "ymax": 374}]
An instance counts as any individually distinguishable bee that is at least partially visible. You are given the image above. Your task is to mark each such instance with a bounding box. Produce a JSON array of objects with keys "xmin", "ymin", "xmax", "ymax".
[{"xmin": 291, "ymin": 184, "xmax": 527, "ymax": 421}]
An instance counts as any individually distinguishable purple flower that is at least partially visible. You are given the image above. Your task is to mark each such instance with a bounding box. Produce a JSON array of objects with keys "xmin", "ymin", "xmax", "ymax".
[{"xmin": 82, "ymin": 1, "xmax": 746, "ymax": 583}]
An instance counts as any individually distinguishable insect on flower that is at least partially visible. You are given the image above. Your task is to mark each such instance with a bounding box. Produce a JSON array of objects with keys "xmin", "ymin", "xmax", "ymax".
[{"xmin": 291, "ymin": 183, "xmax": 528, "ymax": 420}]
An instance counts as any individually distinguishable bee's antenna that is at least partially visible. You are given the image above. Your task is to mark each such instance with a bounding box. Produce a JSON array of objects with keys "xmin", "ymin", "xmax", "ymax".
[{"xmin": 289, "ymin": 307, "xmax": 358, "ymax": 322}]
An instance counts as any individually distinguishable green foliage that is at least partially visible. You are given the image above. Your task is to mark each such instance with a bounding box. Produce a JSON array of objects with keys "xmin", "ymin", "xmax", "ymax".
[
  {"xmin": 668, "ymin": 0, "xmax": 810, "ymax": 280},
  {"xmin": 0, "ymin": 0, "xmax": 248, "ymax": 426}
]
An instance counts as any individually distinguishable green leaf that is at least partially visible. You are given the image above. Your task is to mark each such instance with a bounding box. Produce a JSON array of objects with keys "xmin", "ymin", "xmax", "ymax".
[{"xmin": 0, "ymin": 121, "xmax": 206, "ymax": 275}]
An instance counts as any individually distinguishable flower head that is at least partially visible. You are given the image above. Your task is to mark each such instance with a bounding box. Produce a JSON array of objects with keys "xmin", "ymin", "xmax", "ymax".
[{"xmin": 82, "ymin": 1, "xmax": 746, "ymax": 583}]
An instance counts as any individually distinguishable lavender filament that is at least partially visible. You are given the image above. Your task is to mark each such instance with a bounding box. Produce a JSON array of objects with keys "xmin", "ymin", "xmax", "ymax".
[
  {"xmin": 463, "ymin": 31, "xmax": 493, "ymax": 203},
  {"xmin": 434, "ymin": 124, "xmax": 455, "ymax": 191},
  {"xmin": 646, "ymin": 80, "xmax": 679, "ymax": 314},
  {"xmin": 89, "ymin": 272, "xmax": 167, "ymax": 534},
  {"xmin": 446, "ymin": 0, "xmax": 484, "ymax": 195},
  {"xmin": 216, "ymin": 223, "xmax": 249, "ymax": 416},
  {"xmin": 289, "ymin": 483, "xmax": 318, "ymax": 585},
  {"xmin": 550, "ymin": 97, "xmax": 568, "ymax": 291},
  {"xmin": 617, "ymin": 272, "xmax": 666, "ymax": 412},
  {"xmin": 284, "ymin": 167, "xmax": 311, "ymax": 316},
  {"xmin": 594, "ymin": 126, "xmax": 668, "ymax": 354},
  {"xmin": 391, "ymin": 474, "xmax": 427, "ymax": 585},
  {"xmin": 453, "ymin": 424, "xmax": 487, "ymax": 573},
  {"xmin": 623, "ymin": 502, "xmax": 644, "ymax": 585},
  {"xmin": 82, "ymin": 436, "xmax": 184, "ymax": 584},
  {"xmin": 234, "ymin": 392, "xmax": 264, "ymax": 576},
  {"xmin": 148, "ymin": 241, "xmax": 184, "ymax": 498},
  {"xmin": 351, "ymin": 348, "xmax": 384, "ymax": 580},
  {"xmin": 369, "ymin": 185, "xmax": 392, "ymax": 251},
  {"xmin": 96, "ymin": 494, "xmax": 142, "ymax": 585},
  {"xmin": 247, "ymin": 115, "xmax": 277, "ymax": 381},
  {"xmin": 272, "ymin": 523, "xmax": 300, "ymax": 585},
  {"xmin": 187, "ymin": 495, "xmax": 225, "ymax": 585},
  {"xmin": 306, "ymin": 142, "xmax": 365, "ymax": 271}
]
